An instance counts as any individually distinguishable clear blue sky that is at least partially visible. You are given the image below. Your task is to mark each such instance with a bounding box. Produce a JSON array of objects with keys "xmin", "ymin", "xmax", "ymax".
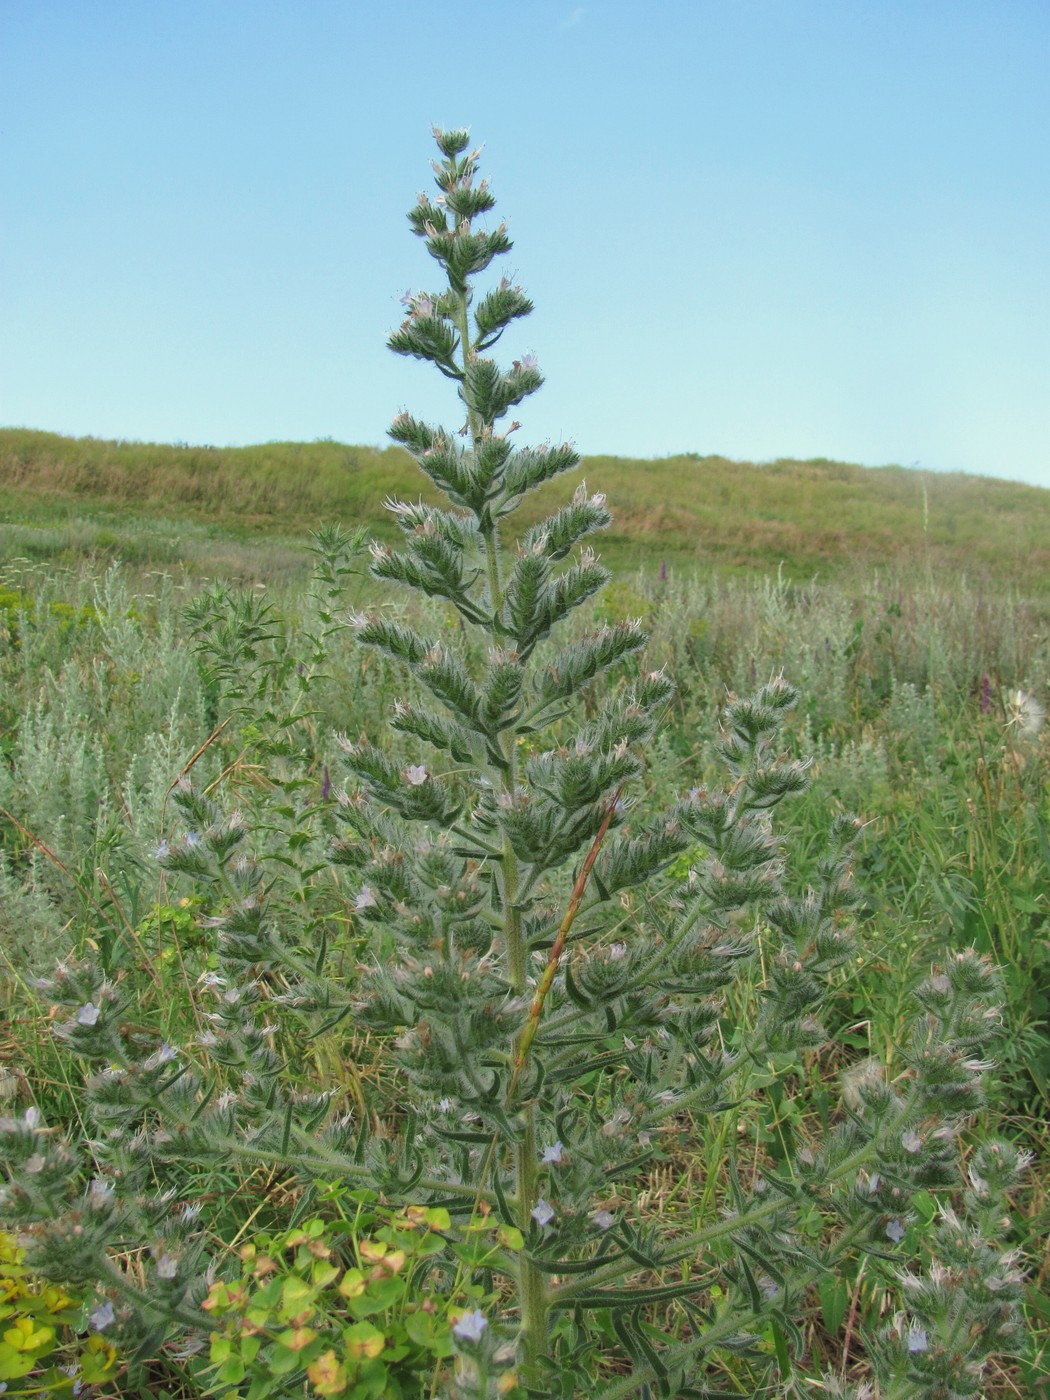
[{"xmin": 3, "ymin": 1, "xmax": 1049, "ymax": 488}]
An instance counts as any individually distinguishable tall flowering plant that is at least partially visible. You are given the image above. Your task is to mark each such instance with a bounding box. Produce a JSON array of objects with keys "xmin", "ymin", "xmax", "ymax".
[{"xmin": 331, "ymin": 128, "xmax": 1027, "ymax": 1395}]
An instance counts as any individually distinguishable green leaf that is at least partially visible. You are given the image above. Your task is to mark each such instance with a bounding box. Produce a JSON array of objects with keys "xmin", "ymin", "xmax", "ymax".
[
  {"xmin": 347, "ymin": 1276, "xmax": 404, "ymax": 1317},
  {"xmin": 217, "ymin": 1356, "xmax": 247, "ymax": 1385},
  {"xmin": 497, "ymin": 1224, "xmax": 525, "ymax": 1251},
  {"xmin": 0, "ymin": 1342, "xmax": 38, "ymax": 1380}
]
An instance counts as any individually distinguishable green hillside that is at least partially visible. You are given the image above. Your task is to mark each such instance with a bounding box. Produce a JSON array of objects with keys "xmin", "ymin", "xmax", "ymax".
[{"xmin": 2, "ymin": 427, "xmax": 1047, "ymax": 591}]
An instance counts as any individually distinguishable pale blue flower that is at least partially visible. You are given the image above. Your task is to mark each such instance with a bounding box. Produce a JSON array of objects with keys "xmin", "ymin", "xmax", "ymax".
[
  {"xmin": 907, "ymin": 1324, "xmax": 928, "ymax": 1353},
  {"xmin": 541, "ymin": 1141, "xmax": 564, "ymax": 1164},
  {"xmin": 885, "ymin": 1219, "xmax": 906, "ymax": 1243},
  {"xmin": 76, "ymin": 1003, "xmax": 100, "ymax": 1027},
  {"xmin": 452, "ymin": 1309, "xmax": 488, "ymax": 1342},
  {"xmin": 531, "ymin": 1199, "xmax": 555, "ymax": 1226},
  {"xmin": 89, "ymin": 1300, "xmax": 115, "ymax": 1331}
]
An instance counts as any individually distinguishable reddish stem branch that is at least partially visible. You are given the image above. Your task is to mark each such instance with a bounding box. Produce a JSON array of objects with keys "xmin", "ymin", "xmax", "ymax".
[{"xmin": 507, "ymin": 786, "xmax": 623, "ymax": 1100}]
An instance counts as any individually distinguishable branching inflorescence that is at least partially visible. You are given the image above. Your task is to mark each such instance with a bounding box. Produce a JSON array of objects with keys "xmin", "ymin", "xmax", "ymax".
[{"xmin": 329, "ymin": 128, "xmax": 1028, "ymax": 1395}]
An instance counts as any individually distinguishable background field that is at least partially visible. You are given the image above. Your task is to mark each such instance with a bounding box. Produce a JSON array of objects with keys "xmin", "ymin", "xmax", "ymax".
[
  {"xmin": 1, "ymin": 434, "xmax": 1048, "ymax": 1391},
  {"xmin": 4, "ymin": 428, "xmax": 1050, "ymax": 593}
]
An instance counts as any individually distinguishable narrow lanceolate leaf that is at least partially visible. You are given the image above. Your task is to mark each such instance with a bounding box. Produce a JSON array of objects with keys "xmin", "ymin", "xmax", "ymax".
[
  {"xmin": 499, "ymin": 792, "xmax": 624, "ymax": 870},
  {"xmin": 474, "ymin": 281, "xmax": 533, "ymax": 349},
  {"xmin": 407, "ymin": 195, "xmax": 449, "ymax": 237},
  {"xmin": 460, "ymin": 356, "xmax": 530, "ymax": 425},
  {"xmin": 499, "ymin": 442, "xmax": 581, "ymax": 502},
  {"xmin": 404, "ymin": 529, "xmax": 480, "ymax": 600},
  {"xmin": 503, "ymin": 552, "xmax": 551, "ymax": 652},
  {"xmin": 443, "ymin": 183, "xmax": 497, "ymax": 221},
  {"xmin": 417, "ymin": 646, "xmax": 485, "ymax": 733},
  {"xmin": 391, "ymin": 703, "xmax": 478, "ymax": 765},
  {"xmin": 480, "ymin": 653, "xmax": 524, "ymax": 733},
  {"xmin": 342, "ymin": 741, "xmax": 402, "ymax": 793},
  {"xmin": 522, "ymin": 496, "xmax": 613, "ymax": 561},
  {"xmin": 415, "ymin": 436, "xmax": 486, "ymax": 509},
  {"xmin": 597, "ymin": 814, "xmax": 693, "ymax": 896},
  {"xmin": 535, "ymin": 622, "xmax": 648, "ymax": 703},
  {"xmin": 386, "ymin": 499, "xmax": 481, "ymax": 553},
  {"xmin": 531, "ymin": 560, "xmax": 610, "ymax": 645},
  {"xmin": 741, "ymin": 759, "xmax": 811, "ymax": 808},
  {"xmin": 388, "ymin": 423, "xmax": 486, "ymax": 511},
  {"xmin": 472, "ymin": 434, "xmax": 514, "ymax": 498},
  {"xmin": 355, "ymin": 617, "xmax": 434, "ymax": 666},
  {"xmin": 387, "ymin": 410, "xmax": 440, "ymax": 454},
  {"xmin": 527, "ymin": 746, "xmax": 640, "ymax": 816},
  {"xmin": 382, "ymin": 774, "xmax": 463, "ymax": 828},
  {"xmin": 369, "ymin": 540, "xmax": 486, "ymax": 622},
  {"xmin": 387, "ymin": 313, "xmax": 461, "ymax": 377},
  {"xmin": 443, "ymin": 225, "xmax": 513, "ymax": 291}
]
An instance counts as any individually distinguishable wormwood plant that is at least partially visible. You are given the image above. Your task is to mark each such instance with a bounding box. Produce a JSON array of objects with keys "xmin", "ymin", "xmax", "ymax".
[{"xmin": 0, "ymin": 129, "xmax": 1029, "ymax": 1399}]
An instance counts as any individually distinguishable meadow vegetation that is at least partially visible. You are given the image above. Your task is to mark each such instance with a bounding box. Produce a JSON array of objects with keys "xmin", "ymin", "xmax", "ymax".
[
  {"xmin": 0, "ymin": 130, "xmax": 1047, "ymax": 1397},
  {"xmin": 1, "ymin": 549, "xmax": 1047, "ymax": 1396},
  {"xmin": 4, "ymin": 425, "xmax": 1050, "ymax": 593}
]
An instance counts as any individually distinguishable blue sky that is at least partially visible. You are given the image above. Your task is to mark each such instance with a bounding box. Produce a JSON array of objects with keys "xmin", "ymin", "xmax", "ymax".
[{"xmin": 3, "ymin": 0, "xmax": 1049, "ymax": 488}]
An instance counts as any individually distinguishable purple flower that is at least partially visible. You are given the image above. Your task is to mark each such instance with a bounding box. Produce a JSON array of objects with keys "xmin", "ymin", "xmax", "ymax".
[
  {"xmin": 89, "ymin": 1300, "xmax": 115, "ymax": 1332},
  {"xmin": 321, "ymin": 764, "xmax": 331, "ymax": 800},
  {"xmin": 531, "ymin": 1199, "xmax": 555, "ymax": 1226},
  {"xmin": 452, "ymin": 1309, "xmax": 488, "ymax": 1342},
  {"xmin": 980, "ymin": 674, "xmax": 992, "ymax": 712},
  {"xmin": 541, "ymin": 1141, "xmax": 564, "ymax": 1164},
  {"xmin": 76, "ymin": 1003, "xmax": 100, "ymax": 1027},
  {"xmin": 659, "ymin": 559, "xmax": 668, "ymax": 582},
  {"xmin": 885, "ymin": 1219, "xmax": 906, "ymax": 1243}
]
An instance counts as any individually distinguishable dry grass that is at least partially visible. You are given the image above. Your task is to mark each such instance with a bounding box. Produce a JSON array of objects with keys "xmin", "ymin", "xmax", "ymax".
[{"xmin": 4, "ymin": 428, "xmax": 1050, "ymax": 593}]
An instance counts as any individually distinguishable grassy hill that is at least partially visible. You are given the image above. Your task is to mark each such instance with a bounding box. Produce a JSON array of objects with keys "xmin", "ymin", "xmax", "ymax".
[{"xmin": 2, "ymin": 427, "xmax": 1047, "ymax": 592}]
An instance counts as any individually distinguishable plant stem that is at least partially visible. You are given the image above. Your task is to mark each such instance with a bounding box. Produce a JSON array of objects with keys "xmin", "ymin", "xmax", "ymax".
[{"xmin": 455, "ymin": 269, "xmax": 547, "ymax": 1373}]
